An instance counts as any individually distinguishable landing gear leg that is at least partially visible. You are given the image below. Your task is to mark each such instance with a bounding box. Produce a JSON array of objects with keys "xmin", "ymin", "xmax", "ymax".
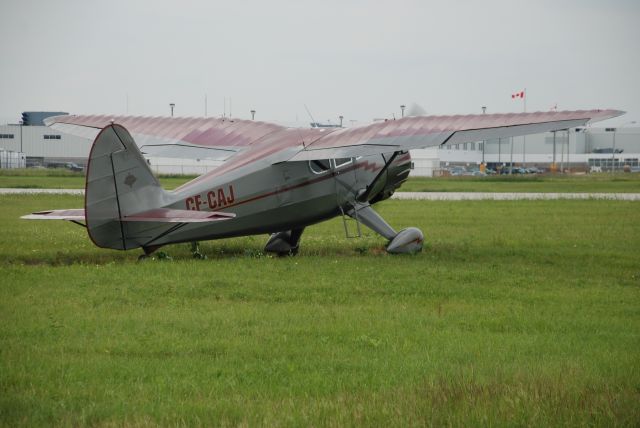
[
  {"xmin": 347, "ymin": 203, "xmax": 424, "ymax": 254},
  {"xmin": 138, "ymin": 245, "xmax": 166, "ymax": 261},
  {"xmin": 264, "ymin": 227, "xmax": 305, "ymax": 256},
  {"xmin": 190, "ymin": 241, "xmax": 206, "ymax": 259}
]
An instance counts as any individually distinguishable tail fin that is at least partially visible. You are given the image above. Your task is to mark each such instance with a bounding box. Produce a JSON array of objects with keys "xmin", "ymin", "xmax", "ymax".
[
  {"xmin": 22, "ymin": 123, "xmax": 234, "ymax": 250},
  {"xmin": 86, "ymin": 124, "xmax": 170, "ymax": 250}
]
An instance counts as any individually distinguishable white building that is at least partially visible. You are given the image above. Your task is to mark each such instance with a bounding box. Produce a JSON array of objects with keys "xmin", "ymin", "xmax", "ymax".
[
  {"xmin": 413, "ymin": 126, "xmax": 640, "ymax": 175},
  {"xmin": 0, "ymin": 122, "xmax": 220, "ymax": 174},
  {"xmin": 2, "ymin": 114, "xmax": 638, "ymax": 175},
  {"xmin": 409, "ymin": 148, "xmax": 440, "ymax": 177},
  {"xmin": 0, "ymin": 123, "xmax": 89, "ymax": 167}
]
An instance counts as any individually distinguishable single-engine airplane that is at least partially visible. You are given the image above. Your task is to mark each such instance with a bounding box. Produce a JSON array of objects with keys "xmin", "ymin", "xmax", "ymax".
[{"xmin": 23, "ymin": 109, "xmax": 623, "ymax": 257}]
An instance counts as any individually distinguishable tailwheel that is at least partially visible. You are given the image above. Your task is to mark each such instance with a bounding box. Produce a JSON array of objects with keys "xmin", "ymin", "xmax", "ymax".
[
  {"xmin": 156, "ymin": 251, "xmax": 172, "ymax": 260},
  {"xmin": 138, "ymin": 244, "xmax": 173, "ymax": 261},
  {"xmin": 139, "ymin": 245, "xmax": 162, "ymax": 261},
  {"xmin": 190, "ymin": 241, "xmax": 207, "ymax": 259},
  {"xmin": 137, "ymin": 251, "xmax": 172, "ymax": 261}
]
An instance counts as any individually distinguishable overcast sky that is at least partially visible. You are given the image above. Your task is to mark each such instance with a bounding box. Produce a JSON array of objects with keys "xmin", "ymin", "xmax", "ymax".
[{"xmin": 1, "ymin": 0, "xmax": 638, "ymax": 127}]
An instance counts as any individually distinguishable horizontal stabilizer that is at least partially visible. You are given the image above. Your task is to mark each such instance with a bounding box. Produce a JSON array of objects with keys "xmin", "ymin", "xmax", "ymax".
[
  {"xmin": 22, "ymin": 209, "xmax": 85, "ymax": 221},
  {"xmin": 122, "ymin": 208, "xmax": 235, "ymax": 223},
  {"xmin": 21, "ymin": 208, "xmax": 234, "ymax": 225}
]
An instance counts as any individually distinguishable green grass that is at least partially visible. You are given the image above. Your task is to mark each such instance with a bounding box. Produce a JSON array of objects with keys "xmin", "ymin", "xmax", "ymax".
[
  {"xmin": 0, "ymin": 169, "xmax": 196, "ymax": 190},
  {"xmin": 2, "ymin": 168, "xmax": 640, "ymax": 192},
  {"xmin": 1, "ymin": 195, "xmax": 639, "ymax": 426}
]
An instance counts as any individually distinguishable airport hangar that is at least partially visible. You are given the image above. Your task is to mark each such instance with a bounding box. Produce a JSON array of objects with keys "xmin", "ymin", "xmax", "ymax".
[{"xmin": 1, "ymin": 111, "xmax": 638, "ymax": 176}]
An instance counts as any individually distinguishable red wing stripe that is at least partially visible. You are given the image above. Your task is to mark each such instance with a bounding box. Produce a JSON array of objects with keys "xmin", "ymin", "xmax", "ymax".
[{"xmin": 223, "ymin": 161, "xmax": 382, "ymax": 210}]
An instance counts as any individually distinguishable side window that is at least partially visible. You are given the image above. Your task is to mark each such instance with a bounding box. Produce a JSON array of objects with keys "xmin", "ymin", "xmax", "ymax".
[
  {"xmin": 309, "ymin": 159, "xmax": 331, "ymax": 174},
  {"xmin": 333, "ymin": 158, "xmax": 353, "ymax": 168}
]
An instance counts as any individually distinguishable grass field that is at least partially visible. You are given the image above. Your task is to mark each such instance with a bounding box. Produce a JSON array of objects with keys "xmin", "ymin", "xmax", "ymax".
[
  {"xmin": 0, "ymin": 169, "xmax": 193, "ymax": 190},
  {"xmin": 2, "ymin": 168, "xmax": 640, "ymax": 193},
  {"xmin": 1, "ymin": 195, "xmax": 639, "ymax": 426}
]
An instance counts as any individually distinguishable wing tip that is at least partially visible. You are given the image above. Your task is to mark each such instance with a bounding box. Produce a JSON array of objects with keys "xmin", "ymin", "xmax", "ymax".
[{"xmin": 584, "ymin": 109, "xmax": 626, "ymax": 124}]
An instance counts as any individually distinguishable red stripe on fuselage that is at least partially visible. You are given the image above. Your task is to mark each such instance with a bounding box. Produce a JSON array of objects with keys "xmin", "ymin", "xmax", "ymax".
[{"xmin": 190, "ymin": 160, "xmax": 382, "ymax": 211}]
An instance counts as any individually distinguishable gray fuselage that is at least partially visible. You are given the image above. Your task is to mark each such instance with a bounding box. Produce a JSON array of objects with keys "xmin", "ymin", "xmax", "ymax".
[{"xmin": 153, "ymin": 152, "xmax": 411, "ymax": 246}]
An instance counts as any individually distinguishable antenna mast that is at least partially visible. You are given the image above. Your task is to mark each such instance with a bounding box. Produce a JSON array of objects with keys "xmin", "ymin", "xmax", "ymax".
[{"xmin": 304, "ymin": 104, "xmax": 317, "ymax": 127}]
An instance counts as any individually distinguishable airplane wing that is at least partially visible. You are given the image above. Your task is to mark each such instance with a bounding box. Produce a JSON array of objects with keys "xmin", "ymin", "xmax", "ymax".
[
  {"xmin": 284, "ymin": 109, "xmax": 624, "ymax": 161},
  {"xmin": 44, "ymin": 115, "xmax": 285, "ymax": 162}
]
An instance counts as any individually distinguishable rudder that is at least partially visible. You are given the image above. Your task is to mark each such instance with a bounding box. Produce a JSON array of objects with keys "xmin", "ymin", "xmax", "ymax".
[{"xmin": 85, "ymin": 124, "xmax": 170, "ymax": 250}]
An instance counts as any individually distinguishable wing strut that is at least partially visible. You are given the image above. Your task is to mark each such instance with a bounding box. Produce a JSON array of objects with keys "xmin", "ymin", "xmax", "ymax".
[{"xmin": 356, "ymin": 151, "xmax": 401, "ymax": 203}]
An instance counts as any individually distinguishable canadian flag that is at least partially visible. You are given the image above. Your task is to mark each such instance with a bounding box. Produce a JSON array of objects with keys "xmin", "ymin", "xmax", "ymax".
[{"xmin": 512, "ymin": 91, "xmax": 525, "ymax": 99}]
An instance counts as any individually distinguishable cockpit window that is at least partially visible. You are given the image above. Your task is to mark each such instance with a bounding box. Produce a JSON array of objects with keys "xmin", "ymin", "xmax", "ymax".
[
  {"xmin": 309, "ymin": 159, "xmax": 331, "ymax": 174},
  {"xmin": 333, "ymin": 158, "xmax": 353, "ymax": 168}
]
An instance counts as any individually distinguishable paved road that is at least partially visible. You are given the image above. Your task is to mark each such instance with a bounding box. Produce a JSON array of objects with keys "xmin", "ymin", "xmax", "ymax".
[
  {"xmin": 2, "ymin": 188, "xmax": 639, "ymax": 200},
  {"xmin": 391, "ymin": 192, "xmax": 640, "ymax": 201},
  {"xmin": 0, "ymin": 188, "xmax": 84, "ymax": 195}
]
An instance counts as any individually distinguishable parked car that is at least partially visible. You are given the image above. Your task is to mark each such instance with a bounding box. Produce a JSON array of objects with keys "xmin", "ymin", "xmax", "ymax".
[
  {"xmin": 499, "ymin": 167, "xmax": 526, "ymax": 175},
  {"xmin": 65, "ymin": 162, "xmax": 84, "ymax": 172},
  {"xmin": 448, "ymin": 166, "xmax": 467, "ymax": 176}
]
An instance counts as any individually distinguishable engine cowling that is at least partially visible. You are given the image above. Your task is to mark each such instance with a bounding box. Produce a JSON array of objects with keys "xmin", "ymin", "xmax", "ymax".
[{"xmin": 368, "ymin": 151, "xmax": 412, "ymax": 203}]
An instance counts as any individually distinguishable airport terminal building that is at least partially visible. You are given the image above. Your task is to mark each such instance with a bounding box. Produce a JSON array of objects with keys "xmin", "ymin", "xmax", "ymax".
[
  {"xmin": 1, "ymin": 112, "xmax": 638, "ymax": 175},
  {"xmin": 432, "ymin": 126, "xmax": 640, "ymax": 174},
  {"xmin": 0, "ymin": 112, "xmax": 87, "ymax": 169}
]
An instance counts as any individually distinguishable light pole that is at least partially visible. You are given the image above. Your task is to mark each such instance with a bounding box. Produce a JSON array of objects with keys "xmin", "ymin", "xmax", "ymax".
[
  {"xmin": 250, "ymin": 110, "xmax": 256, "ymax": 120},
  {"xmin": 339, "ymin": 115, "xmax": 344, "ymax": 127},
  {"xmin": 552, "ymin": 130, "xmax": 557, "ymax": 173},
  {"xmin": 19, "ymin": 120, "xmax": 23, "ymax": 154},
  {"xmin": 567, "ymin": 129, "xmax": 571, "ymax": 174},
  {"xmin": 611, "ymin": 128, "xmax": 617, "ymax": 173},
  {"xmin": 560, "ymin": 130, "xmax": 565, "ymax": 174},
  {"xmin": 400, "ymin": 105, "xmax": 406, "ymax": 118},
  {"xmin": 612, "ymin": 121, "xmax": 636, "ymax": 174},
  {"xmin": 481, "ymin": 106, "xmax": 486, "ymax": 166},
  {"xmin": 169, "ymin": 103, "xmax": 175, "ymax": 117},
  {"xmin": 509, "ymin": 136, "xmax": 513, "ymax": 174}
]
